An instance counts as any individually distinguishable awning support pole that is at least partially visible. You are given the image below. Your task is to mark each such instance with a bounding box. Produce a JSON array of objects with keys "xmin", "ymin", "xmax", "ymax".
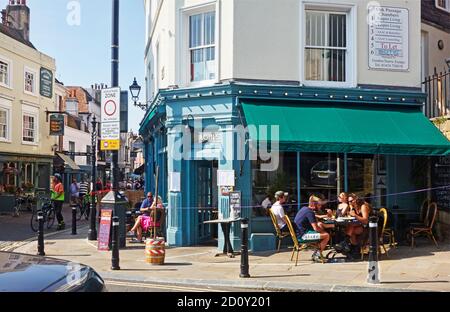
[{"xmin": 297, "ymin": 152, "xmax": 301, "ymax": 211}]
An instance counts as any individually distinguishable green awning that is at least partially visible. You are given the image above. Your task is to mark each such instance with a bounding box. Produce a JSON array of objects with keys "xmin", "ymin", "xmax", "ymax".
[{"xmin": 241, "ymin": 101, "xmax": 450, "ymax": 156}]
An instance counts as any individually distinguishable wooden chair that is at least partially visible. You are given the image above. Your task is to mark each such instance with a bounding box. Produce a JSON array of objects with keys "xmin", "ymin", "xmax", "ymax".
[
  {"xmin": 410, "ymin": 198, "xmax": 431, "ymax": 228},
  {"xmin": 410, "ymin": 202, "xmax": 439, "ymax": 249},
  {"xmin": 283, "ymin": 215, "xmax": 323, "ymax": 266},
  {"xmin": 382, "ymin": 209, "xmax": 396, "ymax": 248},
  {"xmin": 268, "ymin": 209, "xmax": 290, "ymax": 252}
]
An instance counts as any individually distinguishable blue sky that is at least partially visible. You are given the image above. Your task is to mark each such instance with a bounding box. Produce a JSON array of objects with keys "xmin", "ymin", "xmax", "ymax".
[{"xmin": 0, "ymin": 0, "xmax": 146, "ymax": 132}]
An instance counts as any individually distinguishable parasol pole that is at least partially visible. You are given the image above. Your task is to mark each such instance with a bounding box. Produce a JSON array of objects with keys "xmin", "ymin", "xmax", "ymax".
[{"xmin": 153, "ymin": 166, "xmax": 159, "ymax": 239}]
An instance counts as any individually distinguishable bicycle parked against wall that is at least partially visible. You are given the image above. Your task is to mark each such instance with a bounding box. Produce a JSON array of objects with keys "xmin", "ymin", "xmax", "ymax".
[
  {"xmin": 12, "ymin": 193, "xmax": 34, "ymax": 217},
  {"xmin": 30, "ymin": 197, "xmax": 56, "ymax": 232}
]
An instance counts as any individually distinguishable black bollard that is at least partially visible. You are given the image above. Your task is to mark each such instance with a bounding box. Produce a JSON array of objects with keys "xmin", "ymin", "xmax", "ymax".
[
  {"xmin": 37, "ymin": 211, "xmax": 45, "ymax": 256},
  {"xmin": 111, "ymin": 216, "xmax": 120, "ymax": 270},
  {"xmin": 367, "ymin": 215, "xmax": 380, "ymax": 284},
  {"xmin": 240, "ymin": 218, "xmax": 250, "ymax": 278},
  {"xmin": 71, "ymin": 204, "xmax": 77, "ymax": 235}
]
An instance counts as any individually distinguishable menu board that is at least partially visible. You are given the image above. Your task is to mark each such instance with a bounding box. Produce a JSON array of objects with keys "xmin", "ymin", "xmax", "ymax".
[
  {"xmin": 98, "ymin": 209, "xmax": 113, "ymax": 251},
  {"xmin": 368, "ymin": 6, "xmax": 409, "ymax": 71},
  {"xmin": 432, "ymin": 156, "xmax": 450, "ymax": 212}
]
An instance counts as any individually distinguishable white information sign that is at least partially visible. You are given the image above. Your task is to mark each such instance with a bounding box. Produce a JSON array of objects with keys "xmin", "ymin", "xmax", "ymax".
[
  {"xmin": 217, "ymin": 170, "xmax": 235, "ymax": 187},
  {"xmin": 101, "ymin": 122, "xmax": 120, "ymax": 140},
  {"xmin": 101, "ymin": 87, "xmax": 121, "ymax": 140},
  {"xmin": 368, "ymin": 6, "xmax": 409, "ymax": 71},
  {"xmin": 169, "ymin": 172, "xmax": 181, "ymax": 192}
]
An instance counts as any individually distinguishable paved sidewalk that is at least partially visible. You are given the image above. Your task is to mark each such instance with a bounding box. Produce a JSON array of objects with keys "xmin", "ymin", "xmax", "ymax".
[{"xmin": 13, "ymin": 226, "xmax": 450, "ymax": 292}]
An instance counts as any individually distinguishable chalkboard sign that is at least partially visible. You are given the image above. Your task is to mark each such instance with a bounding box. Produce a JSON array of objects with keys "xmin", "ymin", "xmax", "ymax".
[
  {"xmin": 432, "ymin": 156, "xmax": 450, "ymax": 212},
  {"xmin": 229, "ymin": 191, "xmax": 241, "ymax": 219},
  {"xmin": 98, "ymin": 209, "xmax": 113, "ymax": 251}
]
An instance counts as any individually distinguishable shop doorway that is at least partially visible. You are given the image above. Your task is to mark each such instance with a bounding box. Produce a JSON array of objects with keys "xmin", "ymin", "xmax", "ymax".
[{"xmin": 195, "ymin": 160, "xmax": 218, "ymax": 244}]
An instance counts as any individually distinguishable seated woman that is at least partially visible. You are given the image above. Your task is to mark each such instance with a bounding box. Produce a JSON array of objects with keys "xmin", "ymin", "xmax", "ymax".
[
  {"xmin": 344, "ymin": 194, "xmax": 372, "ymax": 256},
  {"xmin": 336, "ymin": 192, "xmax": 349, "ymax": 217},
  {"xmin": 128, "ymin": 196, "xmax": 165, "ymax": 243}
]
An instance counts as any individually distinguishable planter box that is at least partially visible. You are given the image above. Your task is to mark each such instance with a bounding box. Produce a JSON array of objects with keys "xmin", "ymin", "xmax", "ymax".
[{"xmin": 0, "ymin": 194, "xmax": 15, "ymax": 214}]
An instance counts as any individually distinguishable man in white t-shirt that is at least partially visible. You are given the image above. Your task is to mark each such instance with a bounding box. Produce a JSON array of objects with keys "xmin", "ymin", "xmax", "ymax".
[{"xmin": 270, "ymin": 191, "xmax": 290, "ymax": 232}]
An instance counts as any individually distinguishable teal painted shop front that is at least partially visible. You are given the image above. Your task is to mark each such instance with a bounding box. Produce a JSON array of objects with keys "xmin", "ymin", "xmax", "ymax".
[{"xmin": 139, "ymin": 82, "xmax": 450, "ymax": 251}]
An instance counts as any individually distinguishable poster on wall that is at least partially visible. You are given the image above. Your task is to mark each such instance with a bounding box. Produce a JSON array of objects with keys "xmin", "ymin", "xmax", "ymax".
[
  {"xmin": 368, "ymin": 5, "xmax": 409, "ymax": 71},
  {"xmin": 229, "ymin": 191, "xmax": 241, "ymax": 219}
]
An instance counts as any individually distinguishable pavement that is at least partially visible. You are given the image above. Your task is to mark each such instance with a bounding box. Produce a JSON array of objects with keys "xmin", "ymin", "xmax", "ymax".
[
  {"xmin": 9, "ymin": 223, "xmax": 450, "ymax": 292},
  {"xmin": 0, "ymin": 204, "xmax": 89, "ymax": 251}
]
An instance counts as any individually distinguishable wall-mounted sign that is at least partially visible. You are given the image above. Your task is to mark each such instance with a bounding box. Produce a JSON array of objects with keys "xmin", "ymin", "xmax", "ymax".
[
  {"xmin": 217, "ymin": 170, "xmax": 235, "ymax": 186},
  {"xmin": 40, "ymin": 67, "xmax": 53, "ymax": 98},
  {"xmin": 220, "ymin": 186, "xmax": 234, "ymax": 196},
  {"xmin": 368, "ymin": 6, "xmax": 409, "ymax": 71},
  {"xmin": 49, "ymin": 114, "xmax": 64, "ymax": 136},
  {"xmin": 229, "ymin": 191, "xmax": 241, "ymax": 219},
  {"xmin": 196, "ymin": 131, "xmax": 222, "ymax": 144}
]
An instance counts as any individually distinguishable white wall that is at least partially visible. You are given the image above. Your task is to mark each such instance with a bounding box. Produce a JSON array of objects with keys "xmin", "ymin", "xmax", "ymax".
[
  {"xmin": 144, "ymin": 0, "xmax": 422, "ymax": 99},
  {"xmin": 63, "ymin": 127, "xmax": 91, "ymax": 166}
]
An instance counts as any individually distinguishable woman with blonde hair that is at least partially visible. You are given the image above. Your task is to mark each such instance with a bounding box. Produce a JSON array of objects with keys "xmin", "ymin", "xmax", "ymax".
[
  {"xmin": 344, "ymin": 194, "xmax": 373, "ymax": 256},
  {"xmin": 336, "ymin": 192, "xmax": 349, "ymax": 217}
]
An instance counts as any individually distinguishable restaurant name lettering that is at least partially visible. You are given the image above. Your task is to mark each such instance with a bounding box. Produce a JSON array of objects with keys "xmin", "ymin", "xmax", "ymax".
[{"xmin": 40, "ymin": 67, "xmax": 54, "ymax": 98}]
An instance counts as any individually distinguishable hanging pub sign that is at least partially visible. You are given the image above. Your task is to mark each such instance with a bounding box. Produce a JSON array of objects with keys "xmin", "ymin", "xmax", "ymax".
[
  {"xmin": 49, "ymin": 114, "xmax": 64, "ymax": 136},
  {"xmin": 40, "ymin": 67, "xmax": 54, "ymax": 98}
]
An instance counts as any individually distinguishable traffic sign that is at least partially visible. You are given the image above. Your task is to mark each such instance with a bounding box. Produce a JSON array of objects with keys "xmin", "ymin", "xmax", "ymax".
[
  {"xmin": 101, "ymin": 139, "xmax": 120, "ymax": 151},
  {"xmin": 101, "ymin": 88, "xmax": 120, "ymax": 123},
  {"xmin": 101, "ymin": 122, "xmax": 120, "ymax": 140}
]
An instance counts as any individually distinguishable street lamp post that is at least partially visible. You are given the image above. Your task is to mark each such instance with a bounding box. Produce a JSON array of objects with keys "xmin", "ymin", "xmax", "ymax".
[
  {"xmin": 129, "ymin": 78, "xmax": 149, "ymax": 111},
  {"xmin": 88, "ymin": 115, "xmax": 98, "ymax": 241}
]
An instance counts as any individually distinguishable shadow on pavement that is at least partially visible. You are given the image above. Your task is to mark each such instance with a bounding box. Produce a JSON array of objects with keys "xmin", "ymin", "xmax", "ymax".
[
  {"xmin": 118, "ymin": 268, "xmax": 178, "ymax": 272},
  {"xmin": 381, "ymin": 280, "xmax": 449, "ymax": 284},
  {"xmin": 250, "ymin": 273, "xmax": 311, "ymax": 279}
]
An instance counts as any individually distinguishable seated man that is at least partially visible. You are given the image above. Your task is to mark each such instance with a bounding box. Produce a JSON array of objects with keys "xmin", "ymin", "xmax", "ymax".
[
  {"xmin": 128, "ymin": 193, "xmax": 163, "ymax": 242},
  {"xmin": 294, "ymin": 195, "xmax": 334, "ymax": 262},
  {"xmin": 270, "ymin": 191, "xmax": 291, "ymax": 233}
]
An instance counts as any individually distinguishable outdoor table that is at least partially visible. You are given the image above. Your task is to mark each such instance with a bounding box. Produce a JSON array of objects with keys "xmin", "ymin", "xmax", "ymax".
[{"xmin": 203, "ymin": 218, "xmax": 242, "ymax": 258}]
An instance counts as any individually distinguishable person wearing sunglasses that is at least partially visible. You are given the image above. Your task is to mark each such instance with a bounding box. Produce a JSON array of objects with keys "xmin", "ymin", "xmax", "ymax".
[
  {"xmin": 336, "ymin": 192, "xmax": 349, "ymax": 217},
  {"xmin": 128, "ymin": 192, "xmax": 154, "ymax": 242},
  {"xmin": 344, "ymin": 194, "xmax": 373, "ymax": 256}
]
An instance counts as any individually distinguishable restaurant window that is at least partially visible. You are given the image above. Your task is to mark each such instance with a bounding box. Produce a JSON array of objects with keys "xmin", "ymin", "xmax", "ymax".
[
  {"xmin": 436, "ymin": 0, "xmax": 450, "ymax": 12},
  {"xmin": 252, "ymin": 152, "xmax": 299, "ymax": 217},
  {"xmin": 22, "ymin": 114, "xmax": 36, "ymax": 143},
  {"xmin": 0, "ymin": 59, "xmax": 10, "ymax": 87},
  {"xmin": 0, "ymin": 108, "xmax": 8, "ymax": 140},
  {"xmin": 189, "ymin": 11, "xmax": 216, "ymax": 82},
  {"xmin": 347, "ymin": 154, "xmax": 375, "ymax": 203}
]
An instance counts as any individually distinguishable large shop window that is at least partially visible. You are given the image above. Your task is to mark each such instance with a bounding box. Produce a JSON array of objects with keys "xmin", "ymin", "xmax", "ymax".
[
  {"xmin": 304, "ymin": 10, "xmax": 347, "ymax": 83},
  {"xmin": 189, "ymin": 11, "xmax": 216, "ymax": 82}
]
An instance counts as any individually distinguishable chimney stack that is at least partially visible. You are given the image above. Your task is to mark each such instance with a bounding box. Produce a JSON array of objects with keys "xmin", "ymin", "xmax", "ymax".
[{"xmin": 5, "ymin": 0, "xmax": 30, "ymax": 41}]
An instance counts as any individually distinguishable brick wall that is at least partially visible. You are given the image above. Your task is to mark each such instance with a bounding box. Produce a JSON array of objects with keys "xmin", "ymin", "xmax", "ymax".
[
  {"xmin": 66, "ymin": 87, "xmax": 90, "ymax": 113},
  {"xmin": 422, "ymin": 0, "xmax": 450, "ymax": 33}
]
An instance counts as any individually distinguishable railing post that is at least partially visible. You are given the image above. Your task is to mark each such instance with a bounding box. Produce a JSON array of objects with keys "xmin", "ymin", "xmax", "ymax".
[{"xmin": 37, "ymin": 211, "xmax": 45, "ymax": 256}]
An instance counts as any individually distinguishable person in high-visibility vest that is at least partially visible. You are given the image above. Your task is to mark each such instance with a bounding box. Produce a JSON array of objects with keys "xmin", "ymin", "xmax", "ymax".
[{"xmin": 51, "ymin": 173, "xmax": 65, "ymax": 230}]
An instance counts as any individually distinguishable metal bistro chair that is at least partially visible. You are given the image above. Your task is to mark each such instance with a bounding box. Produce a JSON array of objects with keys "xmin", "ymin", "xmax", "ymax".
[
  {"xmin": 283, "ymin": 215, "xmax": 323, "ymax": 266},
  {"xmin": 268, "ymin": 209, "xmax": 290, "ymax": 252},
  {"xmin": 410, "ymin": 202, "xmax": 439, "ymax": 249}
]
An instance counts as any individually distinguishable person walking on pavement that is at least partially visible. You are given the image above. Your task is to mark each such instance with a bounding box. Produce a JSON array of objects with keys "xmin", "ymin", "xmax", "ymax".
[
  {"xmin": 51, "ymin": 174, "xmax": 65, "ymax": 230},
  {"xmin": 70, "ymin": 177, "xmax": 80, "ymax": 206}
]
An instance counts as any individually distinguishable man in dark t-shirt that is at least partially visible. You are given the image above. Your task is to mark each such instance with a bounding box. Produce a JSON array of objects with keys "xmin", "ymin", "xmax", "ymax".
[{"xmin": 294, "ymin": 195, "xmax": 332, "ymax": 260}]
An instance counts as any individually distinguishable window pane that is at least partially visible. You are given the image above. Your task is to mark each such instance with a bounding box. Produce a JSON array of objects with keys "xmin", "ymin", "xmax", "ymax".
[
  {"xmin": 190, "ymin": 14, "xmax": 202, "ymax": 48},
  {"xmin": 204, "ymin": 12, "xmax": 215, "ymax": 45},
  {"xmin": 191, "ymin": 49, "xmax": 205, "ymax": 81},
  {"xmin": 305, "ymin": 48, "xmax": 346, "ymax": 82},
  {"xmin": 329, "ymin": 14, "xmax": 346, "ymax": 48},
  {"xmin": 0, "ymin": 110, "xmax": 6, "ymax": 139},
  {"xmin": 0, "ymin": 61, "xmax": 8, "ymax": 85}
]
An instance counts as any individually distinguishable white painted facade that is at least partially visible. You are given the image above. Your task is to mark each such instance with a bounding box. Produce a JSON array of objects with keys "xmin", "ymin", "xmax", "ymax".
[
  {"xmin": 144, "ymin": 0, "xmax": 422, "ymax": 102},
  {"xmin": 62, "ymin": 126, "xmax": 91, "ymax": 166}
]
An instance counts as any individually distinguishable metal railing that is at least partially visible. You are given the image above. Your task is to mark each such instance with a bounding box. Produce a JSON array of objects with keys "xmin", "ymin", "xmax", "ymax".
[{"xmin": 423, "ymin": 68, "xmax": 450, "ymax": 118}]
